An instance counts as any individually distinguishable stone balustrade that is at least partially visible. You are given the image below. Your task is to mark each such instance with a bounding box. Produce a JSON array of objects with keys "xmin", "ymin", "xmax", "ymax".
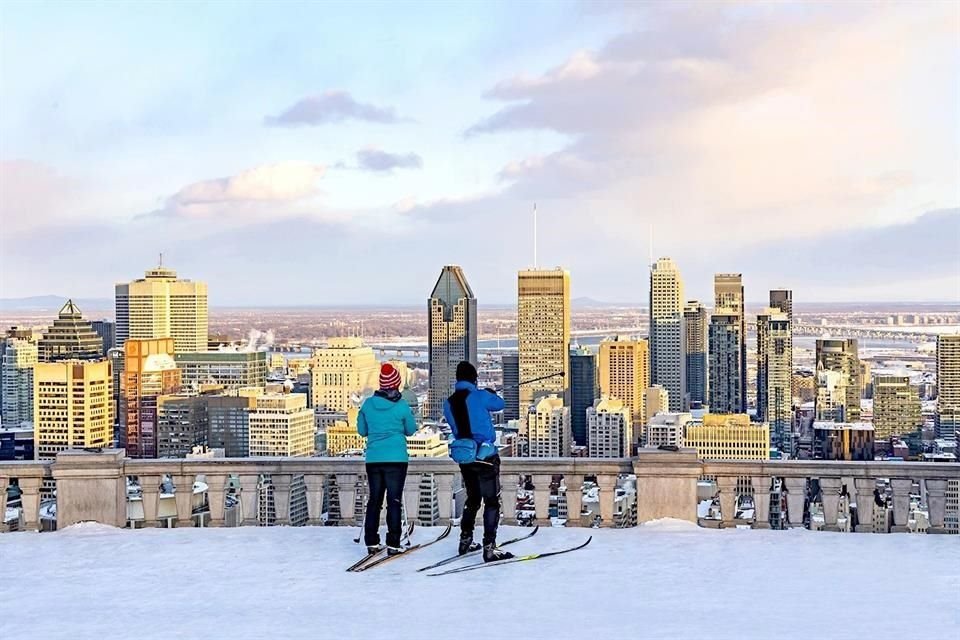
[{"xmin": 1, "ymin": 451, "xmax": 957, "ymax": 534}]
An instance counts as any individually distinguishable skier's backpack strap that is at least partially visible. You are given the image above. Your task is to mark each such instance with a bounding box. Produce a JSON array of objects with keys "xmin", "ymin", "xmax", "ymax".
[{"xmin": 448, "ymin": 389, "xmax": 477, "ymax": 464}]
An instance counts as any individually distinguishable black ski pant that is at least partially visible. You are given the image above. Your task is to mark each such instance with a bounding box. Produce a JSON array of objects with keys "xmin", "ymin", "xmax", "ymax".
[
  {"xmin": 364, "ymin": 462, "xmax": 408, "ymax": 547},
  {"xmin": 460, "ymin": 455, "xmax": 501, "ymax": 546}
]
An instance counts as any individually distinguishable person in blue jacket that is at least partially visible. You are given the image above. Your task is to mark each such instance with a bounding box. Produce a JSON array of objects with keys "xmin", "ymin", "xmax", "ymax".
[
  {"xmin": 357, "ymin": 362, "xmax": 417, "ymax": 555},
  {"xmin": 444, "ymin": 360, "xmax": 514, "ymax": 562}
]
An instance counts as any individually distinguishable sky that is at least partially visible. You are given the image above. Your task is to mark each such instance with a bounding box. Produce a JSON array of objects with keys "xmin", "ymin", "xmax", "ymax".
[{"xmin": 1, "ymin": 0, "xmax": 958, "ymax": 306}]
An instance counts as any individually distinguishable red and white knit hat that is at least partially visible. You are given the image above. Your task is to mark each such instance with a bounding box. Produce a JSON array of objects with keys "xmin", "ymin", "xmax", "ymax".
[{"xmin": 379, "ymin": 363, "xmax": 402, "ymax": 390}]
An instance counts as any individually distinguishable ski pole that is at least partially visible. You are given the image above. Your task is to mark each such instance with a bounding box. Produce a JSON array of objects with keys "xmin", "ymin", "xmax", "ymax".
[{"xmin": 502, "ymin": 370, "xmax": 565, "ymax": 390}]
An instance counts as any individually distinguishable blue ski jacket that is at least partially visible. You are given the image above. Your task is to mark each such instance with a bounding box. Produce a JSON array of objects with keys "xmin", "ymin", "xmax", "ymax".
[
  {"xmin": 357, "ymin": 391, "xmax": 418, "ymax": 463},
  {"xmin": 443, "ymin": 380, "xmax": 504, "ymax": 446}
]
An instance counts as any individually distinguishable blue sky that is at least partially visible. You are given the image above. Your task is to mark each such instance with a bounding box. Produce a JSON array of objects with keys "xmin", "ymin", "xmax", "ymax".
[{"xmin": 1, "ymin": 1, "xmax": 958, "ymax": 305}]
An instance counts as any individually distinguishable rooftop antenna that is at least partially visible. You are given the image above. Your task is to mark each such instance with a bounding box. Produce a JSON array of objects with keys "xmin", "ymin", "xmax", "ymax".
[
  {"xmin": 533, "ymin": 202, "xmax": 538, "ymax": 269},
  {"xmin": 159, "ymin": 252, "xmax": 163, "ymax": 268},
  {"xmin": 648, "ymin": 224, "xmax": 653, "ymax": 268}
]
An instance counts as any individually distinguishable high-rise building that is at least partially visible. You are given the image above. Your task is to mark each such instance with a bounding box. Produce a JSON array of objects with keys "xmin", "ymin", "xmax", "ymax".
[
  {"xmin": 714, "ymin": 274, "xmax": 746, "ymax": 409},
  {"xmin": 1, "ymin": 337, "xmax": 37, "ymax": 426},
  {"xmin": 937, "ymin": 335, "xmax": 960, "ymax": 440},
  {"xmin": 598, "ymin": 337, "xmax": 649, "ymax": 437},
  {"xmin": 501, "ymin": 353, "xmax": 520, "ymax": 421},
  {"xmin": 248, "ymin": 392, "xmax": 315, "ymax": 457},
  {"xmin": 709, "ymin": 311, "xmax": 744, "ymax": 413},
  {"xmin": 815, "ymin": 339, "xmax": 861, "ymax": 422},
  {"xmin": 586, "ymin": 397, "xmax": 632, "ymax": 458},
  {"xmin": 122, "ymin": 338, "xmax": 181, "ymax": 458},
  {"xmin": 33, "ymin": 359, "xmax": 113, "ymax": 460},
  {"xmin": 207, "ymin": 391, "xmax": 257, "ymax": 457},
  {"xmin": 426, "ymin": 266, "xmax": 477, "ymax": 420},
  {"xmin": 157, "ymin": 394, "xmax": 208, "ymax": 458},
  {"xmin": 645, "ymin": 385, "xmax": 669, "ymax": 419},
  {"xmin": 757, "ymin": 307, "xmax": 792, "ymax": 451},
  {"xmin": 527, "ymin": 394, "xmax": 571, "ymax": 457},
  {"xmin": 684, "ymin": 414, "xmax": 769, "ymax": 461},
  {"xmin": 683, "ymin": 300, "xmax": 708, "ymax": 408},
  {"xmin": 769, "ymin": 289, "xmax": 793, "ymax": 323},
  {"xmin": 37, "ymin": 300, "xmax": 103, "ymax": 362},
  {"xmin": 115, "ymin": 263, "xmax": 209, "ymax": 353},
  {"xmin": 569, "ymin": 346, "xmax": 597, "ymax": 447},
  {"xmin": 91, "ymin": 320, "xmax": 116, "ymax": 353},
  {"xmin": 645, "ymin": 412, "xmax": 693, "ymax": 448},
  {"xmin": 310, "ymin": 338, "xmax": 379, "ymax": 412},
  {"xmin": 517, "ymin": 269, "xmax": 571, "ymax": 409},
  {"xmin": 649, "ymin": 258, "xmax": 685, "ymax": 411},
  {"xmin": 326, "ymin": 407, "xmax": 365, "ymax": 456},
  {"xmin": 174, "ymin": 351, "xmax": 268, "ymax": 391},
  {"xmin": 792, "ymin": 371, "xmax": 816, "ymax": 404},
  {"xmin": 813, "ymin": 422, "xmax": 874, "ymax": 460},
  {"xmin": 872, "ymin": 375, "xmax": 921, "ymax": 441}
]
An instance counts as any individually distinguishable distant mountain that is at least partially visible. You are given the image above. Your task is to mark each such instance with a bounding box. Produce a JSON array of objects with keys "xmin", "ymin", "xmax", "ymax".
[
  {"xmin": 572, "ymin": 297, "xmax": 643, "ymax": 309},
  {"xmin": 0, "ymin": 296, "xmax": 113, "ymax": 312}
]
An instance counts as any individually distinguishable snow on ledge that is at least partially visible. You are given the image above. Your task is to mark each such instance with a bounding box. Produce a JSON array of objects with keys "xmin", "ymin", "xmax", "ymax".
[
  {"xmin": 638, "ymin": 517, "xmax": 700, "ymax": 531},
  {"xmin": 57, "ymin": 521, "xmax": 124, "ymax": 535}
]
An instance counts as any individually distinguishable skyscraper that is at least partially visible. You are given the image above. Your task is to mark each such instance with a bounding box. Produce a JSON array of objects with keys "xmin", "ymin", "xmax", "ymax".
[
  {"xmin": 426, "ymin": 266, "xmax": 477, "ymax": 420},
  {"xmin": 683, "ymin": 300, "xmax": 708, "ymax": 408},
  {"xmin": 598, "ymin": 337, "xmax": 649, "ymax": 436},
  {"xmin": 33, "ymin": 359, "xmax": 113, "ymax": 460},
  {"xmin": 936, "ymin": 335, "xmax": 960, "ymax": 440},
  {"xmin": 174, "ymin": 351, "xmax": 268, "ymax": 391},
  {"xmin": 769, "ymin": 289, "xmax": 793, "ymax": 323},
  {"xmin": 709, "ymin": 311, "xmax": 744, "ymax": 413},
  {"xmin": 569, "ymin": 346, "xmax": 597, "ymax": 447},
  {"xmin": 649, "ymin": 258, "xmax": 685, "ymax": 411},
  {"xmin": 123, "ymin": 338, "xmax": 182, "ymax": 458},
  {"xmin": 310, "ymin": 338, "xmax": 379, "ymax": 412},
  {"xmin": 157, "ymin": 394, "xmax": 208, "ymax": 458},
  {"xmin": 1, "ymin": 337, "xmax": 37, "ymax": 426},
  {"xmin": 527, "ymin": 394, "xmax": 571, "ymax": 457},
  {"xmin": 586, "ymin": 397, "xmax": 632, "ymax": 458},
  {"xmin": 517, "ymin": 269, "xmax": 570, "ymax": 410},
  {"xmin": 757, "ymin": 307, "xmax": 792, "ymax": 451},
  {"xmin": 714, "ymin": 274, "xmax": 746, "ymax": 410},
  {"xmin": 115, "ymin": 263, "xmax": 209, "ymax": 353},
  {"xmin": 501, "ymin": 353, "xmax": 520, "ymax": 421},
  {"xmin": 91, "ymin": 320, "xmax": 116, "ymax": 353},
  {"xmin": 815, "ymin": 339, "xmax": 861, "ymax": 422},
  {"xmin": 872, "ymin": 375, "xmax": 921, "ymax": 441},
  {"xmin": 38, "ymin": 300, "xmax": 103, "ymax": 362}
]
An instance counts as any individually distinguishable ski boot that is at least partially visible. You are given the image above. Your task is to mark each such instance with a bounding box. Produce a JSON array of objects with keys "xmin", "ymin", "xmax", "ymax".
[
  {"xmin": 366, "ymin": 544, "xmax": 384, "ymax": 555},
  {"xmin": 387, "ymin": 546, "xmax": 405, "ymax": 557},
  {"xmin": 459, "ymin": 532, "xmax": 481, "ymax": 555},
  {"xmin": 483, "ymin": 543, "xmax": 515, "ymax": 563}
]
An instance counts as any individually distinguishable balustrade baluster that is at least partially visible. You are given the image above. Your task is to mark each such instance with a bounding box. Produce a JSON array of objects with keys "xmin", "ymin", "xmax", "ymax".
[
  {"xmin": 18, "ymin": 477, "xmax": 42, "ymax": 532},
  {"xmin": 335, "ymin": 474, "xmax": 358, "ymax": 526},
  {"xmin": 173, "ymin": 475, "xmax": 195, "ymax": 527},
  {"xmin": 890, "ymin": 478, "xmax": 913, "ymax": 533},
  {"xmin": 238, "ymin": 474, "xmax": 260, "ymax": 526},
  {"xmin": 500, "ymin": 473, "xmax": 519, "ymax": 525},
  {"xmin": 139, "ymin": 475, "xmax": 162, "ymax": 527},
  {"xmin": 204, "ymin": 474, "xmax": 228, "ymax": 527},
  {"xmin": 532, "ymin": 474, "xmax": 553, "ymax": 526},
  {"xmin": 783, "ymin": 477, "xmax": 807, "ymax": 528},
  {"xmin": 304, "ymin": 474, "xmax": 325, "ymax": 525},
  {"xmin": 750, "ymin": 476, "xmax": 771, "ymax": 530},
  {"xmin": 819, "ymin": 477, "xmax": 842, "ymax": 532},
  {"xmin": 563, "ymin": 474, "xmax": 584, "ymax": 527},
  {"xmin": 272, "ymin": 474, "xmax": 292, "ymax": 526},
  {"xmin": 596, "ymin": 474, "xmax": 618, "ymax": 527}
]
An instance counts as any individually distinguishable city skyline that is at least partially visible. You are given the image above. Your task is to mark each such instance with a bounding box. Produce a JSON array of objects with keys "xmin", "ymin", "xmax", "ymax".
[{"xmin": 1, "ymin": 2, "xmax": 958, "ymax": 305}]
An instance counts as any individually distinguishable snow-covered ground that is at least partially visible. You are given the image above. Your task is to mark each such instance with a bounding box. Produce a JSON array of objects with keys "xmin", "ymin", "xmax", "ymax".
[{"xmin": 2, "ymin": 521, "xmax": 957, "ymax": 640}]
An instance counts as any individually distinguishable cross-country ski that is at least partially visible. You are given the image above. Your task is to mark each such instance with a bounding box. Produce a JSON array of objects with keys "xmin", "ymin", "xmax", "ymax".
[
  {"xmin": 416, "ymin": 526, "xmax": 540, "ymax": 572},
  {"xmin": 346, "ymin": 522, "xmax": 415, "ymax": 572},
  {"xmin": 353, "ymin": 524, "xmax": 453, "ymax": 572},
  {"xmin": 426, "ymin": 536, "xmax": 592, "ymax": 577}
]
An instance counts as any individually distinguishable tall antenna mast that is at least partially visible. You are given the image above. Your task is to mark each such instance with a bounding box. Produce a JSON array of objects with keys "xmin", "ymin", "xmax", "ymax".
[
  {"xmin": 159, "ymin": 252, "xmax": 163, "ymax": 268},
  {"xmin": 648, "ymin": 224, "xmax": 653, "ymax": 268},
  {"xmin": 533, "ymin": 202, "xmax": 538, "ymax": 269}
]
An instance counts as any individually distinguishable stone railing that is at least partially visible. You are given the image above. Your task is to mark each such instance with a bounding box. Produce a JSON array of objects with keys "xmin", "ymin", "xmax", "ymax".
[
  {"xmin": 2, "ymin": 450, "xmax": 957, "ymax": 534},
  {"xmin": 703, "ymin": 460, "xmax": 960, "ymax": 534}
]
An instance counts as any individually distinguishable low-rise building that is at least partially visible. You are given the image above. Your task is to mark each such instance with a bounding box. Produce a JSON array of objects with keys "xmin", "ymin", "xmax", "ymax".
[
  {"xmin": 646, "ymin": 412, "xmax": 693, "ymax": 448},
  {"xmin": 586, "ymin": 397, "xmax": 632, "ymax": 458},
  {"xmin": 248, "ymin": 392, "xmax": 315, "ymax": 457},
  {"xmin": 684, "ymin": 413, "xmax": 770, "ymax": 460}
]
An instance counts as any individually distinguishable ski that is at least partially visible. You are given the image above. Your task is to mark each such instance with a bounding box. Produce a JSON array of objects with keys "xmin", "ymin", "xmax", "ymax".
[
  {"xmin": 426, "ymin": 536, "xmax": 592, "ymax": 577},
  {"xmin": 346, "ymin": 522, "xmax": 415, "ymax": 572},
  {"xmin": 354, "ymin": 524, "xmax": 453, "ymax": 572},
  {"xmin": 416, "ymin": 526, "xmax": 540, "ymax": 572}
]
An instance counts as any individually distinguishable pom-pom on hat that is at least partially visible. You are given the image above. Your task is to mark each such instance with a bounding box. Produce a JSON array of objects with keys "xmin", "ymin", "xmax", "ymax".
[{"xmin": 379, "ymin": 363, "xmax": 402, "ymax": 390}]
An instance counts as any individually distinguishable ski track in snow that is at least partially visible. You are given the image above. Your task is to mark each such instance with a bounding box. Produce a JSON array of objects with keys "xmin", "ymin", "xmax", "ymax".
[{"xmin": 1, "ymin": 524, "xmax": 957, "ymax": 640}]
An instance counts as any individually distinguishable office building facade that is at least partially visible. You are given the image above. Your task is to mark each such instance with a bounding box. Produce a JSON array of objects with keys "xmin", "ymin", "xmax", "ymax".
[
  {"xmin": 569, "ymin": 346, "xmax": 597, "ymax": 447},
  {"xmin": 38, "ymin": 300, "xmax": 104, "ymax": 362},
  {"xmin": 872, "ymin": 375, "xmax": 921, "ymax": 440},
  {"xmin": 714, "ymin": 274, "xmax": 746, "ymax": 410},
  {"xmin": 174, "ymin": 351, "xmax": 268, "ymax": 391},
  {"xmin": 649, "ymin": 258, "xmax": 685, "ymax": 411},
  {"xmin": 517, "ymin": 269, "xmax": 571, "ymax": 409},
  {"xmin": 502, "ymin": 353, "xmax": 520, "ymax": 421},
  {"xmin": 586, "ymin": 397, "xmax": 632, "ymax": 458},
  {"xmin": 115, "ymin": 264, "xmax": 208, "ymax": 353},
  {"xmin": 33, "ymin": 359, "xmax": 113, "ymax": 460},
  {"xmin": 685, "ymin": 413, "xmax": 770, "ymax": 461},
  {"xmin": 937, "ymin": 335, "xmax": 960, "ymax": 440},
  {"xmin": 757, "ymin": 308, "xmax": 792, "ymax": 451},
  {"xmin": 426, "ymin": 265, "xmax": 477, "ymax": 420},
  {"xmin": 709, "ymin": 312, "xmax": 744, "ymax": 413},
  {"xmin": 122, "ymin": 338, "xmax": 182, "ymax": 458},
  {"xmin": 815, "ymin": 339, "xmax": 861, "ymax": 422},
  {"xmin": 598, "ymin": 337, "xmax": 649, "ymax": 435},
  {"xmin": 310, "ymin": 338, "xmax": 379, "ymax": 412},
  {"xmin": 248, "ymin": 393, "xmax": 315, "ymax": 457},
  {"xmin": 683, "ymin": 300, "xmax": 708, "ymax": 409},
  {"xmin": 1, "ymin": 337, "xmax": 37, "ymax": 426},
  {"xmin": 527, "ymin": 394, "xmax": 571, "ymax": 457}
]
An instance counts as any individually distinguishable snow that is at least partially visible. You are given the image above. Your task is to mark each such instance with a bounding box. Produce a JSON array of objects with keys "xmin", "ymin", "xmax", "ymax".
[{"xmin": 1, "ymin": 525, "xmax": 957, "ymax": 640}]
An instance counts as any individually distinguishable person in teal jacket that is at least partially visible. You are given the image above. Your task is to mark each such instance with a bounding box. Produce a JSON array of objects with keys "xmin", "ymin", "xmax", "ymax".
[{"xmin": 357, "ymin": 362, "xmax": 417, "ymax": 555}]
